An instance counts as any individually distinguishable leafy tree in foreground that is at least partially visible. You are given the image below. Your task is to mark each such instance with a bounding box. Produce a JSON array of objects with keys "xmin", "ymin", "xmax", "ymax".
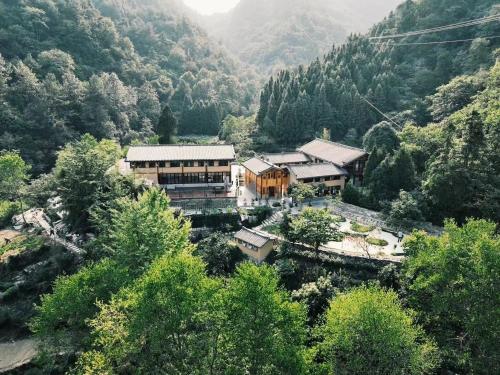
[
  {"xmin": 76, "ymin": 253, "xmax": 222, "ymax": 375},
  {"xmin": 288, "ymin": 208, "xmax": 342, "ymax": 262},
  {"xmin": 194, "ymin": 232, "xmax": 247, "ymax": 276},
  {"xmin": 32, "ymin": 188, "xmax": 190, "ymax": 356},
  {"xmin": 76, "ymin": 261, "xmax": 307, "ymax": 375},
  {"xmin": 221, "ymin": 263, "xmax": 307, "ymax": 375},
  {"xmin": 402, "ymin": 219, "xmax": 500, "ymax": 374},
  {"xmin": 315, "ymin": 286, "xmax": 439, "ymax": 375}
]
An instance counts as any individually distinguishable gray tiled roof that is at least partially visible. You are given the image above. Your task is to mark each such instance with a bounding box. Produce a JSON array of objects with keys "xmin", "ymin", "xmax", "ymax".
[
  {"xmin": 288, "ymin": 163, "xmax": 348, "ymax": 179},
  {"xmin": 242, "ymin": 157, "xmax": 278, "ymax": 175},
  {"xmin": 235, "ymin": 227, "xmax": 273, "ymax": 248},
  {"xmin": 299, "ymin": 139, "xmax": 367, "ymax": 167},
  {"xmin": 262, "ymin": 152, "xmax": 310, "ymax": 165},
  {"xmin": 126, "ymin": 144, "xmax": 236, "ymax": 162}
]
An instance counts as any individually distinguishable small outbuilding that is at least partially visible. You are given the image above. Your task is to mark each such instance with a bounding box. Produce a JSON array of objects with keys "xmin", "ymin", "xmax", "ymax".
[{"xmin": 234, "ymin": 227, "xmax": 276, "ymax": 263}]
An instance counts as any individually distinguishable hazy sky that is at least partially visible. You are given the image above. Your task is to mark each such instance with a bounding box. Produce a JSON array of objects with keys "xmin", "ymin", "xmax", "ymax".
[{"xmin": 183, "ymin": 0, "xmax": 240, "ymax": 15}]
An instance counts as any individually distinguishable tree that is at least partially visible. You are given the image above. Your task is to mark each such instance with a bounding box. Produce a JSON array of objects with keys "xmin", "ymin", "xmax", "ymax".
[
  {"xmin": 156, "ymin": 104, "xmax": 177, "ymax": 144},
  {"xmin": 0, "ymin": 151, "xmax": 30, "ymax": 202},
  {"xmin": 220, "ymin": 263, "xmax": 307, "ymax": 375},
  {"xmin": 194, "ymin": 233, "xmax": 247, "ymax": 276},
  {"xmin": 363, "ymin": 121, "xmax": 400, "ymax": 153},
  {"xmin": 387, "ymin": 190, "xmax": 424, "ymax": 228},
  {"xmin": 316, "ymin": 286, "xmax": 439, "ymax": 375},
  {"xmin": 0, "ymin": 151, "xmax": 30, "ymax": 221},
  {"xmin": 402, "ymin": 219, "xmax": 500, "ymax": 374},
  {"xmin": 75, "ymin": 253, "xmax": 223, "ymax": 375},
  {"xmin": 369, "ymin": 146, "xmax": 417, "ymax": 202},
  {"xmin": 55, "ymin": 134, "xmax": 121, "ymax": 231},
  {"xmin": 289, "ymin": 182, "xmax": 317, "ymax": 206},
  {"xmin": 32, "ymin": 188, "xmax": 190, "ymax": 355},
  {"xmin": 288, "ymin": 208, "xmax": 342, "ymax": 262}
]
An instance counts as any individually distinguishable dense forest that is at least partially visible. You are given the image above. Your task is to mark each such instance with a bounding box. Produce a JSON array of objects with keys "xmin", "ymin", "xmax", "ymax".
[
  {"xmin": 255, "ymin": 0, "xmax": 500, "ymax": 225},
  {"xmin": 0, "ymin": 0, "xmax": 258, "ymax": 174}
]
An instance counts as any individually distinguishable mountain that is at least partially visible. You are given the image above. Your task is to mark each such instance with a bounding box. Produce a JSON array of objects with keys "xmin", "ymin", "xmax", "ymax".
[
  {"xmin": 0, "ymin": 0, "xmax": 258, "ymax": 173},
  {"xmin": 199, "ymin": 0, "xmax": 404, "ymax": 74},
  {"xmin": 255, "ymin": 0, "xmax": 500, "ymax": 148}
]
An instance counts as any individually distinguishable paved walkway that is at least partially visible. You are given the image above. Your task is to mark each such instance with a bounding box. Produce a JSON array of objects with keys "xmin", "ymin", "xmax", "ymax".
[{"xmin": 0, "ymin": 339, "xmax": 37, "ymax": 373}]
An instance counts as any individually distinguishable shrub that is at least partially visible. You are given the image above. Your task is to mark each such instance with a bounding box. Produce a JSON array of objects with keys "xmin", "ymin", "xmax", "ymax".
[
  {"xmin": 351, "ymin": 222, "xmax": 375, "ymax": 233},
  {"xmin": 366, "ymin": 237, "xmax": 389, "ymax": 247},
  {"xmin": 0, "ymin": 200, "xmax": 20, "ymax": 228}
]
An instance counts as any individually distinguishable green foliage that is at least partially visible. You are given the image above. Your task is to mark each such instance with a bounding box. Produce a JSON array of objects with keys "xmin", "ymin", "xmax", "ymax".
[
  {"xmin": 0, "ymin": 200, "xmax": 20, "ymax": 229},
  {"xmin": 350, "ymin": 222, "xmax": 375, "ymax": 233},
  {"xmin": 55, "ymin": 134, "xmax": 121, "ymax": 231},
  {"xmin": 0, "ymin": 151, "xmax": 30, "ymax": 201},
  {"xmin": 255, "ymin": 0, "xmax": 499, "ymax": 148},
  {"xmin": 221, "ymin": 263, "xmax": 307, "ymax": 374},
  {"xmin": 402, "ymin": 219, "xmax": 500, "ymax": 374},
  {"xmin": 156, "ymin": 104, "xmax": 177, "ymax": 144},
  {"xmin": 289, "ymin": 182, "xmax": 317, "ymax": 204},
  {"xmin": 317, "ymin": 286, "xmax": 439, "ymax": 375},
  {"xmin": 98, "ymin": 188, "xmax": 191, "ymax": 275},
  {"xmin": 76, "ymin": 259, "xmax": 308, "ymax": 374},
  {"xmin": 369, "ymin": 146, "xmax": 417, "ymax": 202},
  {"xmin": 341, "ymin": 182, "xmax": 362, "ymax": 205},
  {"xmin": 387, "ymin": 190, "xmax": 424, "ymax": 228},
  {"xmin": 292, "ymin": 276, "xmax": 335, "ymax": 323},
  {"xmin": 31, "ymin": 259, "xmax": 129, "ymax": 347},
  {"xmin": 194, "ymin": 233, "xmax": 247, "ymax": 276},
  {"xmin": 32, "ymin": 187, "xmax": 190, "ymax": 355},
  {"xmin": 0, "ymin": 0, "xmax": 257, "ymax": 173},
  {"xmin": 365, "ymin": 237, "xmax": 388, "ymax": 247},
  {"xmin": 363, "ymin": 121, "xmax": 399, "ymax": 153},
  {"xmin": 288, "ymin": 208, "xmax": 342, "ymax": 258},
  {"xmin": 220, "ymin": 114, "xmax": 256, "ymax": 157}
]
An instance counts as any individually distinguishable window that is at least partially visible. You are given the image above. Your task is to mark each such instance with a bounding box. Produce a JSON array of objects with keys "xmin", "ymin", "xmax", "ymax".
[
  {"xmin": 314, "ymin": 178, "xmax": 321, "ymax": 183},
  {"xmin": 158, "ymin": 161, "xmax": 166, "ymax": 168},
  {"xmin": 207, "ymin": 172, "xmax": 224, "ymax": 183},
  {"xmin": 170, "ymin": 161, "xmax": 180, "ymax": 168},
  {"xmin": 136, "ymin": 162, "xmax": 146, "ymax": 168},
  {"xmin": 324, "ymin": 176, "xmax": 331, "ymax": 181},
  {"xmin": 219, "ymin": 160, "xmax": 229, "ymax": 167},
  {"xmin": 208, "ymin": 161, "xmax": 215, "ymax": 167},
  {"xmin": 303, "ymin": 178, "xmax": 313, "ymax": 183},
  {"xmin": 333, "ymin": 176, "xmax": 341, "ymax": 181},
  {"xmin": 184, "ymin": 161, "xmax": 194, "ymax": 167}
]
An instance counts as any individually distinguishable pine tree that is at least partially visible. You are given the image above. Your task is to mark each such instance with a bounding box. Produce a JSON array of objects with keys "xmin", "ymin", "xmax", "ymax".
[{"xmin": 156, "ymin": 104, "xmax": 177, "ymax": 144}]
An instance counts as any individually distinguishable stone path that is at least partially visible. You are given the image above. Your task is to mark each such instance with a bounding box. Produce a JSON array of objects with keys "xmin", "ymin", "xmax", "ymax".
[{"xmin": 0, "ymin": 339, "xmax": 37, "ymax": 373}]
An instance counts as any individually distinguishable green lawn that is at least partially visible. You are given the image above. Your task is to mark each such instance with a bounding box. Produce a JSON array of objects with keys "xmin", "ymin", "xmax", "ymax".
[
  {"xmin": 366, "ymin": 237, "xmax": 389, "ymax": 247},
  {"xmin": 351, "ymin": 222, "xmax": 375, "ymax": 233}
]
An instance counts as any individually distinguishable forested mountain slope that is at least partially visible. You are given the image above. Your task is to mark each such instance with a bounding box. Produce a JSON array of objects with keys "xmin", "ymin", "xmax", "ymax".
[
  {"xmin": 0, "ymin": 0, "xmax": 258, "ymax": 174},
  {"xmin": 256, "ymin": 0, "xmax": 499, "ymax": 148},
  {"xmin": 201, "ymin": 0, "xmax": 403, "ymax": 74}
]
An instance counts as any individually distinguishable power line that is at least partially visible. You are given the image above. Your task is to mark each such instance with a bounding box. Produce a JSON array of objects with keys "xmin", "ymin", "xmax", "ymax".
[
  {"xmin": 369, "ymin": 14, "xmax": 500, "ymax": 40},
  {"xmin": 372, "ymin": 35, "xmax": 500, "ymax": 46},
  {"xmin": 360, "ymin": 96, "xmax": 403, "ymax": 130}
]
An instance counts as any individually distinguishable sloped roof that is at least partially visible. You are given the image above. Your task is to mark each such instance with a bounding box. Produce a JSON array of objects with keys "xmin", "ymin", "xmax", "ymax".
[
  {"xmin": 262, "ymin": 152, "xmax": 310, "ymax": 165},
  {"xmin": 242, "ymin": 157, "xmax": 278, "ymax": 175},
  {"xmin": 299, "ymin": 139, "xmax": 367, "ymax": 167},
  {"xmin": 288, "ymin": 163, "xmax": 348, "ymax": 179},
  {"xmin": 235, "ymin": 227, "xmax": 273, "ymax": 248},
  {"xmin": 126, "ymin": 144, "xmax": 236, "ymax": 162}
]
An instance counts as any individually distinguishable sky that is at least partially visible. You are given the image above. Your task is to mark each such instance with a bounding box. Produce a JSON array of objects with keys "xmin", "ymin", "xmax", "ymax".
[{"xmin": 183, "ymin": 0, "xmax": 240, "ymax": 15}]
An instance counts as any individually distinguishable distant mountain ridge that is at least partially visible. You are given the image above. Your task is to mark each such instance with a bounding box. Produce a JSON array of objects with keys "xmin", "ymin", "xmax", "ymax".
[{"xmin": 197, "ymin": 0, "xmax": 404, "ymax": 74}]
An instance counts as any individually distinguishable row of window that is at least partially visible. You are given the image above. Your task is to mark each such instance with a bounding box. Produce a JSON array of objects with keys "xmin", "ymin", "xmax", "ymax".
[
  {"xmin": 131, "ymin": 160, "xmax": 230, "ymax": 168},
  {"xmin": 300, "ymin": 176, "xmax": 342, "ymax": 184},
  {"xmin": 158, "ymin": 172, "xmax": 229, "ymax": 185},
  {"xmin": 235, "ymin": 238, "xmax": 258, "ymax": 251}
]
